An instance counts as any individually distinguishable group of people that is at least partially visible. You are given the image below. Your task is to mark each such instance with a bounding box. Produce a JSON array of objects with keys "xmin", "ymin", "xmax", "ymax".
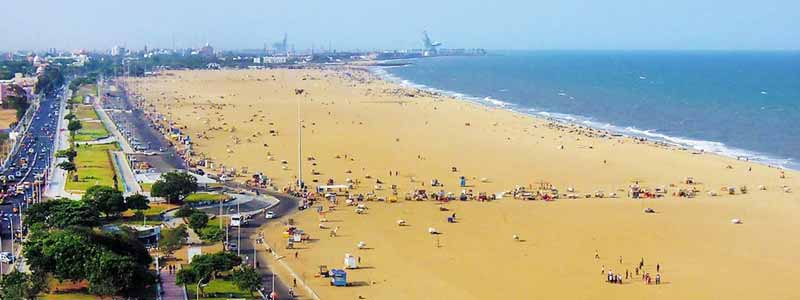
[{"xmin": 598, "ymin": 252, "xmax": 664, "ymax": 286}]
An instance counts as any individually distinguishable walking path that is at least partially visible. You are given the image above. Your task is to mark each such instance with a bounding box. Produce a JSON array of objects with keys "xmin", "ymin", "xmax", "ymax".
[
  {"xmin": 111, "ymin": 151, "xmax": 142, "ymax": 196},
  {"xmin": 160, "ymin": 271, "xmax": 185, "ymax": 300},
  {"xmin": 45, "ymin": 89, "xmax": 80, "ymax": 200}
]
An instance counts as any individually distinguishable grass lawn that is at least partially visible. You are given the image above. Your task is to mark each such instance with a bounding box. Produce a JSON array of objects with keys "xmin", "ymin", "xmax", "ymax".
[
  {"xmin": 121, "ymin": 203, "xmax": 177, "ymax": 218},
  {"xmin": 184, "ymin": 192, "xmax": 228, "ymax": 204},
  {"xmin": 65, "ymin": 143, "xmax": 120, "ymax": 192},
  {"xmin": 141, "ymin": 182, "xmax": 154, "ymax": 192},
  {"xmin": 185, "ymin": 277, "xmax": 257, "ymax": 300},
  {"xmin": 73, "ymin": 104, "xmax": 99, "ymax": 120},
  {"xmin": 74, "ymin": 121, "xmax": 109, "ymax": 142}
]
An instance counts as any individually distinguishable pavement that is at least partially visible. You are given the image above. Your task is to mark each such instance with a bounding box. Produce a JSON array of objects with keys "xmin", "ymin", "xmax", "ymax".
[
  {"xmin": 159, "ymin": 271, "xmax": 185, "ymax": 300},
  {"xmin": 44, "ymin": 89, "xmax": 79, "ymax": 200}
]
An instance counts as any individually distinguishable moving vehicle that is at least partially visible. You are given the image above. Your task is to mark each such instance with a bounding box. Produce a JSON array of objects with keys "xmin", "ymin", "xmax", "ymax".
[
  {"xmin": 230, "ymin": 214, "xmax": 249, "ymax": 227},
  {"xmin": 265, "ymin": 211, "xmax": 275, "ymax": 219},
  {"xmin": 0, "ymin": 252, "xmax": 14, "ymax": 264}
]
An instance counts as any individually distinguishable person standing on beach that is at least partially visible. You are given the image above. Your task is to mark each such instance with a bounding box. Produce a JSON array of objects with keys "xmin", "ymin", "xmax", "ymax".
[
  {"xmin": 657, "ymin": 263, "xmax": 660, "ymax": 273},
  {"xmin": 595, "ymin": 250, "xmax": 600, "ymax": 260},
  {"xmin": 619, "ymin": 256, "xmax": 623, "ymax": 264},
  {"xmin": 601, "ymin": 265, "xmax": 605, "ymax": 274}
]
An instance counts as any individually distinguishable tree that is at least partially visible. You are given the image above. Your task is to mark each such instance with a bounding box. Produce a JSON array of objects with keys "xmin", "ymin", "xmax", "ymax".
[
  {"xmin": 125, "ymin": 193, "xmax": 150, "ymax": 211},
  {"xmin": 174, "ymin": 205, "xmax": 197, "ymax": 218},
  {"xmin": 24, "ymin": 199, "xmax": 100, "ymax": 229},
  {"xmin": 55, "ymin": 148, "xmax": 77, "ymax": 161},
  {"xmin": 87, "ymin": 251, "xmax": 141, "ymax": 296},
  {"xmin": 150, "ymin": 172, "xmax": 198, "ymax": 203},
  {"xmin": 67, "ymin": 119, "xmax": 82, "ymax": 139},
  {"xmin": 232, "ymin": 266, "xmax": 262, "ymax": 296},
  {"xmin": 188, "ymin": 211, "xmax": 209, "ymax": 232},
  {"xmin": 57, "ymin": 161, "xmax": 76, "ymax": 173},
  {"xmin": 23, "ymin": 226, "xmax": 154, "ymax": 298},
  {"xmin": 23, "ymin": 227, "xmax": 96, "ymax": 281},
  {"xmin": 199, "ymin": 225, "xmax": 224, "ymax": 242},
  {"xmin": 176, "ymin": 251, "xmax": 242, "ymax": 284},
  {"xmin": 82, "ymin": 185, "xmax": 126, "ymax": 217},
  {"xmin": 63, "ymin": 112, "xmax": 76, "ymax": 121},
  {"xmin": 160, "ymin": 225, "xmax": 188, "ymax": 257},
  {"xmin": 0, "ymin": 270, "xmax": 48, "ymax": 300}
]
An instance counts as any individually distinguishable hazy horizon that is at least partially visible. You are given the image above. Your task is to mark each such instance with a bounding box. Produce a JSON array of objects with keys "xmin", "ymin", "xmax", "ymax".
[{"xmin": 1, "ymin": 0, "xmax": 799, "ymax": 52}]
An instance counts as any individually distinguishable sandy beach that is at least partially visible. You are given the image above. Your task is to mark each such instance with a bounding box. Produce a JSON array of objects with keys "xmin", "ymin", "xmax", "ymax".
[{"xmin": 127, "ymin": 67, "xmax": 799, "ymax": 299}]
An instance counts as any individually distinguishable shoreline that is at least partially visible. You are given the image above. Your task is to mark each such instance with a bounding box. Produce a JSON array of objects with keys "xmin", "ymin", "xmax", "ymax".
[
  {"xmin": 370, "ymin": 63, "xmax": 797, "ymax": 171},
  {"xmin": 126, "ymin": 67, "xmax": 799, "ymax": 300}
]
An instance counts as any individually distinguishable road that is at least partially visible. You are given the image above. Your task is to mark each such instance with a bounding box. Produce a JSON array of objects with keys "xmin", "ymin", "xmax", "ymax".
[
  {"xmin": 0, "ymin": 86, "xmax": 64, "ymax": 271},
  {"xmin": 220, "ymin": 190, "xmax": 300, "ymax": 300}
]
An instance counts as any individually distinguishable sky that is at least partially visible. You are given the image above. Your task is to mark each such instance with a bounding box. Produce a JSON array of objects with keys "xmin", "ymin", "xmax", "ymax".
[{"xmin": 1, "ymin": 0, "xmax": 798, "ymax": 51}]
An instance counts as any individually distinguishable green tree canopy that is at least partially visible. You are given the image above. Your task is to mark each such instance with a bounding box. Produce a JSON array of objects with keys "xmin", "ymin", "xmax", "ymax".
[
  {"xmin": 55, "ymin": 148, "xmax": 77, "ymax": 161},
  {"xmin": 188, "ymin": 211, "xmax": 209, "ymax": 232},
  {"xmin": 23, "ymin": 199, "xmax": 100, "ymax": 229},
  {"xmin": 23, "ymin": 226, "xmax": 154, "ymax": 298},
  {"xmin": 174, "ymin": 205, "xmax": 197, "ymax": 218},
  {"xmin": 57, "ymin": 161, "xmax": 76, "ymax": 173},
  {"xmin": 160, "ymin": 224, "xmax": 188, "ymax": 256},
  {"xmin": 125, "ymin": 193, "xmax": 150, "ymax": 211},
  {"xmin": 82, "ymin": 185, "xmax": 126, "ymax": 217},
  {"xmin": 67, "ymin": 119, "xmax": 82, "ymax": 133},
  {"xmin": 150, "ymin": 172, "xmax": 198, "ymax": 203},
  {"xmin": 232, "ymin": 265, "xmax": 262, "ymax": 295},
  {"xmin": 0, "ymin": 270, "xmax": 48, "ymax": 300},
  {"xmin": 176, "ymin": 251, "xmax": 242, "ymax": 284}
]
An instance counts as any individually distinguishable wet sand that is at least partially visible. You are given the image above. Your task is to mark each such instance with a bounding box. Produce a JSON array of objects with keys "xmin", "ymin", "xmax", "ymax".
[{"xmin": 128, "ymin": 68, "xmax": 799, "ymax": 300}]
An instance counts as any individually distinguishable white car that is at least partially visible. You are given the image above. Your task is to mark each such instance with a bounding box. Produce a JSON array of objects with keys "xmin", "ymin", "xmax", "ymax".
[
  {"xmin": 0, "ymin": 252, "xmax": 14, "ymax": 264},
  {"xmin": 265, "ymin": 211, "xmax": 276, "ymax": 219}
]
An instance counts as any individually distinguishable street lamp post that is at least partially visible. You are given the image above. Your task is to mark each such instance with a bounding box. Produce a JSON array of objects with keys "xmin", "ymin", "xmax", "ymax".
[
  {"xmin": 196, "ymin": 276, "xmax": 207, "ymax": 300},
  {"xmin": 237, "ymin": 201, "xmax": 241, "ymax": 256}
]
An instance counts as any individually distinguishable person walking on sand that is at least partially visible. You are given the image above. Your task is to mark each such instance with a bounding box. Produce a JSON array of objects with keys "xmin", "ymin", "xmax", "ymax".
[
  {"xmin": 293, "ymin": 278, "xmax": 297, "ymax": 287},
  {"xmin": 657, "ymin": 263, "xmax": 660, "ymax": 273},
  {"xmin": 295, "ymin": 251, "xmax": 299, "ymax": 259},
  {"xmin": 619, "ymin": 256, "xmax": 623, "ymax": 264},
  {"xmin": 625, "ymin": 269, "xmax": 629, "ymax": 279},
  {"xmin": 640, "ymin": 258, "xmax": 644, "ymax": 269},
  {"xmin": 595, "ymin": 250, "xmax": 600, "ymax": 260},
  {"xmin": 601, "ymin": 265, "xmax": 605, "ymax": 275}
]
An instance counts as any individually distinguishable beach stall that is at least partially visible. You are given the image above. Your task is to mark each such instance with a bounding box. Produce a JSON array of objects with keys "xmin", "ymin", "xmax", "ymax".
[
  {"xmin": 330, "ymin": 269, "xmax": 348, "ymax": 286},
  {"xmin": 344, "ymin": 253, "xmax": 358, "ymax": 269}
]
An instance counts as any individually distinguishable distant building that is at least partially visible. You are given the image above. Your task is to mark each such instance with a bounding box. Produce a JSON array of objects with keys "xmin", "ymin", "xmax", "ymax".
[
  {"xmin": 262, "ymin": 56, "xmax": 288, "ymax": 64},
  {"xmin": 111, "ymin": 45, "xmax": 126, "ymax": 56},
  {"xmin": 198, "ymin": 43, "xmax": 215, "ymax": 58}
]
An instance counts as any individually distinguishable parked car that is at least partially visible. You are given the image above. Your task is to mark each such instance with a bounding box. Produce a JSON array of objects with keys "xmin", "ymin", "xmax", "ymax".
[{"xmin": 0, "ymin": 252, "xmax": 14, "ymax": 263}]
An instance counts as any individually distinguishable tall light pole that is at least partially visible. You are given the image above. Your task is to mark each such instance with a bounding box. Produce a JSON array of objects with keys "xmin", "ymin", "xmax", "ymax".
[
  {"xmin": 237, "ymin": 200, "xmax": 241, "ymax": 256},
  {"xmin": 297, "ymin": 93, "xmax": 302, "ymax": 190}
]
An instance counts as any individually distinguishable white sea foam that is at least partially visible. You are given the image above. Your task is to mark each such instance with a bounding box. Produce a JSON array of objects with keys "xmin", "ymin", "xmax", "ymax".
[{"xmin": 370, "ymin": 66, "xmax": 796, "ymax": 170}]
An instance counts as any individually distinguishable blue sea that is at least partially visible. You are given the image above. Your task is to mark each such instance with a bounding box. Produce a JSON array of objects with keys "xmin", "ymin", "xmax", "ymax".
[{"xmin": 376, "ymin": 51, "xmax": 800, "ymax": 170}]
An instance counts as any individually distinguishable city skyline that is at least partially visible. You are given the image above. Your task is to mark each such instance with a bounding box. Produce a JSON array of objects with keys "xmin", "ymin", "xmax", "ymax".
[{"xmin": 1, "ymin": 0, "xmax": 799, "ymax": 51}]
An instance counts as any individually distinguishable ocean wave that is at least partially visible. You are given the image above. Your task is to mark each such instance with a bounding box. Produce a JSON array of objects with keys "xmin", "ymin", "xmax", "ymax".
[{"xmin": 369, "ymin": 66, "xmax": 796, "ymax": 170}]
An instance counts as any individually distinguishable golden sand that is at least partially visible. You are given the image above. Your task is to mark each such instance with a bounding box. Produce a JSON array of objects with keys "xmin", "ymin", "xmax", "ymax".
[{"xmin": 128, "ymin": 68, "xmax": 799, "ymax": 299}]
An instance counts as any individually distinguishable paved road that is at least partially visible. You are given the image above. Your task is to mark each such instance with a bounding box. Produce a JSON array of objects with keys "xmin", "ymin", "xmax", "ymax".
[
  {"xmin": 0, "ymin": 86, "xmax": 64, "ymax": 271},
  {"xmin": 220, "ymin": 190, "xmax": 300, "ymax": 300}
]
